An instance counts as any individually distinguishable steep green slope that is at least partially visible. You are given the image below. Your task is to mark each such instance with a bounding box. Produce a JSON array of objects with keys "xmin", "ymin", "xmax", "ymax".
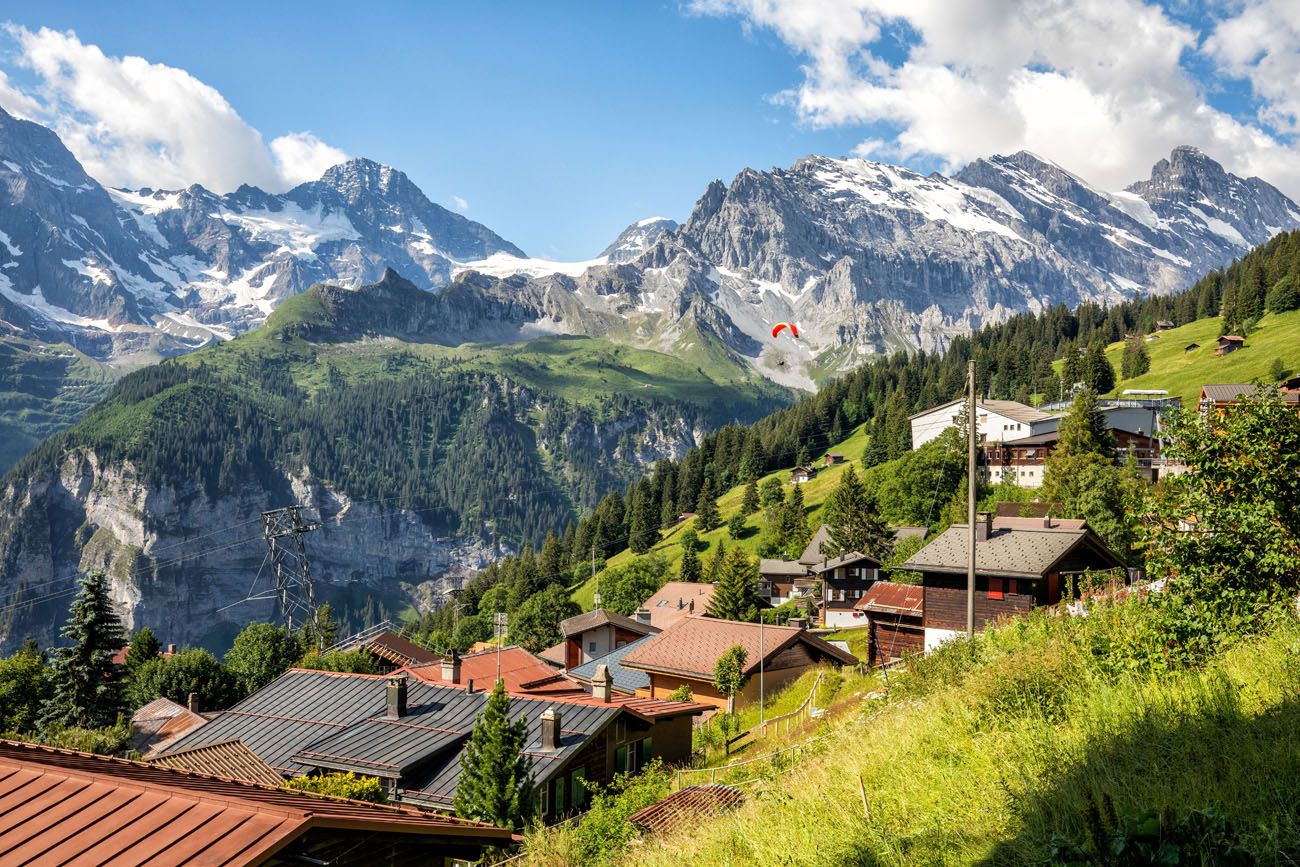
[
  {"xmin": 0, "ymin": 333, "xmax": 115, "ymax": 472},
  {"xmin": 1102, "ymin": 309, "xmax": 1300, "ymax": 403}
]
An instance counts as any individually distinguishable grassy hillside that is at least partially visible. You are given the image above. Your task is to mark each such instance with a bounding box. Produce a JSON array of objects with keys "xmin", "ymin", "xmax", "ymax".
[
  {"xmin": 527, "ymin": 596, "xmax": 1300, "ymax": 865},
  {"xmin": 0, "ymin": 333, "xmax": 115, "ymax": 473},
  {"xmin": 1102, "ymin": 309, "xmax": 1300, "ymax": 404},
  {"xmin": 572, "ymin": 422, "xmax": 872, "ymax": 608}
]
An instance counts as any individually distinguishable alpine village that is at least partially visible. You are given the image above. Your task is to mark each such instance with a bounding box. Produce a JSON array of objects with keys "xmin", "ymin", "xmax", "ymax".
[{"xmin": 2, "ymin": 6, "xmax": 1300, "ymax": 866}]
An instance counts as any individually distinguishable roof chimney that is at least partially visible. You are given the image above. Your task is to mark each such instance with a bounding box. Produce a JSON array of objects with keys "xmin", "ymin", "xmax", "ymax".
[
  {"xmin": 592, "ymin": 663, "xmax": 613, "ymax": 703},
  {"xmin": 634, "ymin": 607, "xmax": 651, "ymax": 625},
  {"xmin": 1043, "ymin": 514, "xmax": 1053, "ymax": 529},
  {"xmin": 541, "ymin": 707, "xmax": 561, "ymax": 751},
  {"xmin": 789, "ymin": 616, "xmax": 808, "ymax": 631},
  {"xmin": 186, "ymin": 692, "xmax": 200, "ymax": 714},
  {"xmin": 677, "ymin": 597, "xmax": 685, "ymax": 610},
  {"xmin": 466, "ymin": 678, "xmax": 474, "ymax": 694},
  {"xmin": 166, "ymin": 643, "xmax": 177, "ymax": 654},
  {"xmin": 441, "ymin": 649, "xmax": 461, "ymax": 684},
  {"xmin": 976, "ymin": 512, "xmax": 992, "ymax": 543},
  {"xmin": 386, "ymin": 674, "xmax": 408, "ymax": 719}
]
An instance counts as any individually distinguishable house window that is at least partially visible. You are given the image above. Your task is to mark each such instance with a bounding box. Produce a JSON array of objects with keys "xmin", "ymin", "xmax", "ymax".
[
  {"xmin": 616, "ymin": 744, "xmax": 630, "ymax": 773},
  {"xmin": 988, "ymin": 577, "xmax": 1004, "ymax": 600},
  {"xmin": 640, "ymin": 737, "xmax": 653, "ymax": 767},
  {"xmin": 571, "ymin": 768, "xmax": 587, "ymax": 807},
  {"xmin": 554, "ymin": 775, "xmax": 566, "ymax": 813},
  {"xmin": 588, "ymin": 641, "xmax": 597, "ymax": 653}
]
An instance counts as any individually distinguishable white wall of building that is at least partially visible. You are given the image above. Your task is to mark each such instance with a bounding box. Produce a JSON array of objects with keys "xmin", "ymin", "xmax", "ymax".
[
  {"xmin": 924, "ymin": 627, "xmax": 963, "ymax": 652},
  {"xmin": 825, "ymin": 610, "xmax": 866, "ymax": 629},
  {"xmin": 910, "ymin": 401, "xmax": 1055, "ymax": 450}
]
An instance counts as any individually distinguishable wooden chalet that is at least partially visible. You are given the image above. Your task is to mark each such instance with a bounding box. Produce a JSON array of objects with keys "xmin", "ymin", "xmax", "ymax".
[
  {"xmin": 855, "ymin": 582, "xmax": 924, "ymax": 664},
  {"xmin": 1216, "ymin": 335, "xmax": 1245, "ymax": 356},
  {"xmin": 813, "ymin": 551, "xmax": 882, "ymax": 627},
  {"xmin": 1154, "ymin": 319, "xmax": 1175, "ymax": 332},
  {"xmin": 620, "ymin": 617, "xmax": 858, "ymax": 712},
  {"xmin": 790, "ymin": 465, "xmax": 817, "ymax": 484},
  {"xmin": 902, "ymin": 513, "xmax": 1126, "ymax": 651},
  {"xmin": 1200, "ymin": 382, "xmax": 1300, "ymax": 417},
  {"xmin": 559, "ymin": 609, "xmax": 660, "ymax": 669},
  {"xmin": 980, "ymin": 427, "xmax": 1161, "ymax": 488},
  {"xmin": 823, "ymin": 452, "xmax": 846, "ymax": 466}
]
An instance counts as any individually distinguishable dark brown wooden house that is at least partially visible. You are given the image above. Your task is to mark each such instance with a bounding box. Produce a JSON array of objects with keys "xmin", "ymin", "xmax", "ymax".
[
  {"xmin": 813, "ymin": 551, "xmax": 882, "ymax": 627},
  {"xmin": 903, "ymin": 514, "xmax": 1126, "ymax": 651},
  {"xmin": 855, "ymin": 582, "xmax": 924, "ymax": 664}
]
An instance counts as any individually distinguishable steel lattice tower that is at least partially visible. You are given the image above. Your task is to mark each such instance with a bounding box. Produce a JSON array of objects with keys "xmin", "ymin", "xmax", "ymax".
[{"xmin": 260, "ymin": 506, "xmax": 320, "ymax": 635}]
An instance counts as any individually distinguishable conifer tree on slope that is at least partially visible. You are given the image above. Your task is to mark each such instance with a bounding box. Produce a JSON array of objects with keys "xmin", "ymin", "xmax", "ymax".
[
  {"xmin": 1043, "ymin": 388, "xmax": 1135, "ymax": 556},
  {"xmin": 695, "ymin": 478, "xmax": 722, "ymax": 532},
  {"xmin": 821, "ymin": 464, "xmax": 894, "ymax": 562},
  {"xmin": 707, "ymin": 546, "xmax": 761, "ymax": 622},
  {"xmin": 741, "ymin": 478, "xmax": 760, "ymax": 516},
  {"xmin": 707, "ymin": 540, "xmax": 727, "ymax": 582},
  {"xmin": 678, "ymin": 532, "xmax": 703, "ymax": 582},
  {"xmin": 40, "ymin": 571, "xmax": 127, "ymax": 730},
  {"xmin": 454, "ymin": 681, "xmax": 535, "ymax": 829}
]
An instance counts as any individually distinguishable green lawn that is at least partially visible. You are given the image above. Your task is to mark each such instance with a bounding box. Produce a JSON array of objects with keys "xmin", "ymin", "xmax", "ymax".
[
  {"xmin": 1103, "ymin": 310, "xmax": 1300, "ymax": 404},
  {"xmin": 571, "ymin": 422, "xmax": 872, "ymax": 608}
]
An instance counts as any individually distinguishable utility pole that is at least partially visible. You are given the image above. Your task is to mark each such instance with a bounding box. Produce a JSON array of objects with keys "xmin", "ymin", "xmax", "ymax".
[
  {"xmin": 493, "ymin": 612, "xmax": 508, "ymax": 685},
  {"xmin": 759, "ymin": 609, "xmax": 765, "ymax": 726},
  {"xmin": 261, "ymin": 506, "xmax": 321, "ymax": 642},
  {"xmin": 966, "ymin": 360, "xmax": 977, "ymax": 639}
]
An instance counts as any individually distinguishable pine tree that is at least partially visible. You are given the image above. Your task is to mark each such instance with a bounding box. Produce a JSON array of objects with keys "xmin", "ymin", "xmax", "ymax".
[
  {"xmin": 1220, "ymin": 278, "xmax": 1241, "ymax": 335},
  {"xmin": 695, "ymin": 479, "xmax": 721, "ymax": 532},
  {"xmin": 1053, "ymin": 387, "xmax": 1115, "ymax": 460},
  {"xmin": 454, "ymin": 681, "xmax": 535, "ymax": 829},
  {"xmin": 678, "ymin": 530, "xmax": 703, "ymax": 582},
  {"xmin": 40, "ymin": 571, "xmax": 127, "ymax": 730},
  {"xmin": 1082, "ymin": 343, "xmax": 1116, "ymax": 394},
  {"xmin": 123, "ymin": 627, "xmax": 160, "ymax": 674},
  {"xmin": 707, "ymin": 541, "xmax": 727, "ymax": 582},
  {"xmin": 628, "ymin": 480, "xmax": 659, "ymax": 554},
  {"xmin": 1061, "ymin": 342, "xmax": 1083, "ymax": 390},
  {"xmin": 740, "ymin": 478, "xmax": 760, "ymax": 516},
  {"xmin": 707, "ymin": 547, "xmax": 761, "ymax": 622},
  {"xmin": 820, "ymin": 465, "xmax": 894, "ymax": 561},
  {"xmin": 1120, "ymin": 334, "xmax": 1150, "ymax": 380}
]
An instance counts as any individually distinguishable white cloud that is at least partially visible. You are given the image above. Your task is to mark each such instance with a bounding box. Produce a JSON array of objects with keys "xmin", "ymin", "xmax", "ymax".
[
  {"xmin": 690, "ymin": 0, "xmax": 1300, "ymax": 199},
  {"xmin": 451, "ymin": 195, "xmax": 469, "ymax": 211},
  {"xmin": 0, "ymin": 25, "xmax": 347, "ymax": 192}
]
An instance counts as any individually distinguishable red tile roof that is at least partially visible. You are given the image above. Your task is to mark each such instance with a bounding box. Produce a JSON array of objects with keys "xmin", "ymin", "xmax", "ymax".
[
  {"xmin": 855, "ymin": 582, "xmax": 924, "ymax": 615},
  {"xmin": 403, "ymin": 646, "xmax": 589, "ymax": 698},
  {"xmin": 620, "ymin": 616, "xmax": 858, "ymax": 679},
  {"xmin": 538, "ymin": 641, "xmax": 567, "ymax": 666},
  {"xmin": 629, "ymin": 784, "xmax": 746, "ymax": 834},
  {"xmin": 0, "ymin": 739, "xmax": 513, "ymax": 866}
]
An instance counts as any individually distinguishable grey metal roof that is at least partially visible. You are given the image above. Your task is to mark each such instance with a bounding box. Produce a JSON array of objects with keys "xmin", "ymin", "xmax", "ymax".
[
  {"xmin": 568, "ymin": 635, "xmax": 654, "ymax": 694},
  {"xmin": 560, "ymin": 609, "xmax": 660, "ymax": 638},
  {"xmin": 902, "ymin": 519, "xmax": 1122, "ymax": 578},
  {"xmin": 798, "ymin": 525, "xmax": 832, "ymax": 565},
  {"xmin": 759, "ymin": 558, "xmax": 810, "ymax": 577},
  {"xmin": 158, "ymin": 669, "xmax": 621, "ymax": 808}
]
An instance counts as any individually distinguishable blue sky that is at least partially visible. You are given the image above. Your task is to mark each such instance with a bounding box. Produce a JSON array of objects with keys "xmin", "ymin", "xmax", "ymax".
[{"xmin": 2, "ymin": 1, "xmax": 1297, "ymax": 259}]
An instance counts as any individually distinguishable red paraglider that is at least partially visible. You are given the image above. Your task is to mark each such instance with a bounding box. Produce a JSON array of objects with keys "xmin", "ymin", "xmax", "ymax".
[{"xmin": 771, "ymin": 322, "xmax": 799, "ymax": 339}]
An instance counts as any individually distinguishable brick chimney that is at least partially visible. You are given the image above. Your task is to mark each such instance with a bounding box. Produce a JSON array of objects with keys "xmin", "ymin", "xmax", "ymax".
[
  {"xmin": 541, "ymin": 707, "xmax": 561, "ymax": 751},
  {"xmin": 386, "ymin": 674, "xmax": 408, "ymax": 719},
  {"xmin": 634, "ymin": 608, "xmax": 651, "ymax": 625},
  {"xmin": 592, "ymin": 663, "xmax": 613, "ymax": 703},
  {"xmin": 441, "ymin": 649, "xmax": 461, "ymax": 684},
  {"xmin": 976, "ymin": 512, "xmax": 992, "ymax": 542},
  {"xmin": 186, "ymin": 692, "xmax": 200, "ymax": 714}
]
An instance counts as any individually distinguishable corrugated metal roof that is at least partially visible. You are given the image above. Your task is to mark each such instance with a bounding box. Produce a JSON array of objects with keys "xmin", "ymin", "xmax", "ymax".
[
  {"xmin": 628, "ymin": 784, "xmax": 746, "ymax": 834},
  {"xmin": 0, "ymin": 739, "xmax": 513, "ymax": 866},
  {"xmin": 131, "ymin": 697, "xmax": 208, "ymax": 756},
  {"xmin": 147, "ymin": 739, "xmax": 282, "ymax": 787},
  {"xmin": 855, "ymin": 582, "xmax": 924, "ymax": 615}
]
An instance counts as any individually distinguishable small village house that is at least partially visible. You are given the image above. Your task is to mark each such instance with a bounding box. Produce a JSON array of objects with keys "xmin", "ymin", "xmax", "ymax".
[
  {"xmin": 1154, "ymin": 319, "xmax": 1175, "ymax": 332},
  {"xmin": 567, "ymin": 634, "xmax": 656, "ymax": 696},
  {"xmin": 619, "ymin": 616, "xmax": 859, "ymax": 711},
  {"xmin": 758, "ymin": 558, "xmax": 812, "ymax": 606},
  {"xmin": 903, "ymin": 513, "xmax": 1126, "ymax": 651},
  {"xmin": 790, "ymin": 465, "xmax": 817, "ymax": 484},
  {"xmin": 1200, "ymin": 382, "xmax": 1300, "ymax": 417},
  {"xmin": 822, "ymin": 452, "xmax": 845, "ymax": 466},
  {"xmin": 559, "ymin": 609, "xmax": 660, "ymax": 669},
  {"xmin": 909, "ymin": 398, "xmax": 1055, "ymax": 450},
  {"xmin": 1216, "ymin": 335, "xmax": 1246, "ymax": 356},
  {"xmin": 855, "ymin": 582, "xmax": 924, "ymax": 665},
  {"xmin": 814, "ymin": 551, "xmax": 882, "ymax": 627}
]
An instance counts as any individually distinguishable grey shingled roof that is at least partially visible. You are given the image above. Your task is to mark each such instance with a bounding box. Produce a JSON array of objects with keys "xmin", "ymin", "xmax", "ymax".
[
  {"xmin": 903, "ymin": 519, "xmax": 1123, "ymax": 578},
  {"xmin": 798, "ymin": 524, "xmax": 832, "ymax": 565},
  {"xmin": 157, "ymin": 669, "xmax": 621, "ymax": 806},
  {"xmin": 812, "ymin": 551, "xmax": 881, "ymax": 574},
  {"xmin": 759, "ymin": 558, "xmax": 810, "ymax": 577},
  {"xmin": 560, "ymin": 609, "xmax": 660, "ymax": 638},
  {"xmin": 568, "ymin": 635, "xmax": 654, "ymax": 694}
]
